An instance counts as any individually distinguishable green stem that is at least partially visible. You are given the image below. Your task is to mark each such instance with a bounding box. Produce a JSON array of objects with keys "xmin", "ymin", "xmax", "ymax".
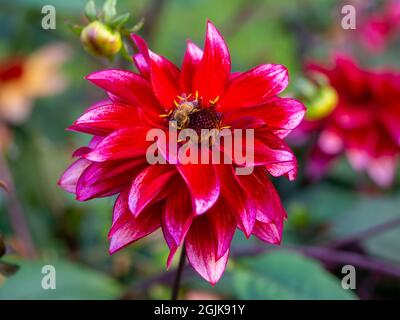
[{"xmin": 171, "ymin": 245, "xmax": 186, "ymax": 300}]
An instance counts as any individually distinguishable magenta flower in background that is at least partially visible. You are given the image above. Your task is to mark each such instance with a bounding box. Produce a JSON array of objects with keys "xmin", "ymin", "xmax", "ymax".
[
  {"xmin": 303, "ymin": 55, "xmax": 400, "ymax": 187},
  {"xmin": 359, "ymin": 0, "xmax": 400, "ymax": 53},
  {"xmin": 59, "ymin": 21, "xmax": 305, "ymax": 284}
]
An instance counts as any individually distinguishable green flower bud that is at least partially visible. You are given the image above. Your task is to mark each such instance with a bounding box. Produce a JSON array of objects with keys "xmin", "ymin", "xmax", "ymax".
[
  {"xmin": 305, "ymin": 85, "xmax": 338, "ymax": 121},
  {"xmin": 80, "ymin": 21, "xmax": 122, "ymax": 57}
]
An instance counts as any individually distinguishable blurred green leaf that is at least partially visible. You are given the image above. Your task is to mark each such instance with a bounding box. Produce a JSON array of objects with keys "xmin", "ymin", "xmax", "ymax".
[
  {"xmin": 292, "ymin": 183, "xmax": 356, "ymax": 224},
  {"xmin": 124, "ymin": 17, "xmax": 144, "ymax": 34},
  {"xmin": 332, "ymin": 196, "xmax": 400, "ymax": 264},
  {"xmin": 85, "ymin": 0, "xmax": 97, "ymax": 21},
  {"xmin": 111, "ymin": 13, "xmax": 130, "ymax": 29},
  {"xmin": 233, "ymin": 250, "xmax": 357, "ymax": 300},
  {"xmin": 103, "ymin": 0, "xmax": 117, "ymax": 23},
  {"xmin": 4, "ymin": 0, "xmax": 84, "ymax": 12},
  {"xmin": 0, "ymin": 258, "xmax": 123, "ymax": 299}
]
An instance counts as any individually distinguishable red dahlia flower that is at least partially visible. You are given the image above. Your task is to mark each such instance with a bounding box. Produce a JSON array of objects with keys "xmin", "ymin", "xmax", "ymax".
[
  {"xmin": 303, "ymin": 55, "xmax": 400, "ymax": 188},
  {"xmin": 59, "ymin": 21, "xmax": 305, "ymax": 284}
]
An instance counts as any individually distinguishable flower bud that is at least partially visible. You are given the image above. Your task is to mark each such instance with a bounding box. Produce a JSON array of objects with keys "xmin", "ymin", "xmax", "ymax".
[
  {"xmin": 295, "ymin": 76, "xmax": 338, "ymax": 121},
  {"xmin": 80, "ymin": 21, "xmax": 122, "ymax": 57},
  {"xmin": 305, "ymin": 85, "xmax": 338, "ymax": 121}
]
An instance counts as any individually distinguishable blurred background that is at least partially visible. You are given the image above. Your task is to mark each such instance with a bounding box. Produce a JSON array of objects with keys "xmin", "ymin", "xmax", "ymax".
[{"xmin": 0, "ymin": 0, "xmax": 400, "ymax": 300}]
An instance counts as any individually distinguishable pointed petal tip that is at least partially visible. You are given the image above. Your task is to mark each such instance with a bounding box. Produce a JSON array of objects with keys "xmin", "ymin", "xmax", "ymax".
[
  {"xmin": 206, "ymin": 19, "xmax": 216, "ymax": 30},
  {"xmin": 240, "ymin": 219, "xmax": 255, "ymax": 239},
  {"xmin": 108, "ymin": 241, "xmax": 120, "ymax": 255},
  {"xmin": 166, "ymin": 249, "xmax": 177, "ymax": 270},
  {"xmin": 85, "ymin": 71, "xmax": 100, "ymax": 81}
]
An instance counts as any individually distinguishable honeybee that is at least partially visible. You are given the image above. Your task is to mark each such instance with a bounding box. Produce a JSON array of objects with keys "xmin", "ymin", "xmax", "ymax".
[{"xmin": 171, "ymin": 101, "xmax": 199, "ymax": 129}]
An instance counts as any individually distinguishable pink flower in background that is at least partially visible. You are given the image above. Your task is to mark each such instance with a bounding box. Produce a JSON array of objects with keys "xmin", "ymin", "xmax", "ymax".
[
  {"xmin": 59, "ymin": 21, "xmax": 304, "ymax": 284},
  {"xmin": 303, "ymin": 55, "xmax": 400, "ymax": 187},
  {"xmin": 359, "ymin": 0, "xmax": 400, "ymax": 53},
  {"xmin": 0, "ymin": 44, "xmax": 70, "ymax": 124},
  {"xmin": 0, "ymin": 44, "xmax": 70, "ymax": 151}
]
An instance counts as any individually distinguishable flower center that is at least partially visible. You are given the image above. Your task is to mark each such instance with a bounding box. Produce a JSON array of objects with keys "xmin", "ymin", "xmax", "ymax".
[{"xmin": 169, "ymin": 95, "xmax": 222, "ymax": 132}]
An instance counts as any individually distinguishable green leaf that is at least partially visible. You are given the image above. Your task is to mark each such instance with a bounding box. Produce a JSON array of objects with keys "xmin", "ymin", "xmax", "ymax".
[
  {"xmin": 85, "ymin": 0, "xmax": 97, "ymax": 21},
  {"xmin": 233, "ymin": 250, "xmax": 357, "ymax": 300},
  {"xmin": 293, "ymin": 183, "xmax": 356, "ymax": 223},
  {"xmin": 111, "ymin": 12, "xmax": 130, "ymax": 29},
  {"xmin": 120, "ymin": 42, "xmax": 132, "ymax": 62},
  {"xmin": 0, "ymin": 258, "xmax": 123, "ymax": 299},
  {"xmin": 128, "ymin": 17, "xmax": 144, "ymax": 33},
  {"xmin": 332, "ymin": 196, "xmax": 400, "ymax": 264},
  {"xmin": 66, "ymin": 22, "xmax": 83, "ymax": 36},
  {"xmin": 102, "ymin": 0, "xmax": 117, "ymax": 23}
]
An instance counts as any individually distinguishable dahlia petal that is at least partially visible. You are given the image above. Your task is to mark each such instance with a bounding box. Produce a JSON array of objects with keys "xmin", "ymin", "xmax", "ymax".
[
  {"xmin": 367, "ymin": 155, "xmax": 396, "ymax": 188},
  {"xmin": 345, "ymin": 129, "xmax": 377, "ymax": 171},
  {"xmin": 161, "ymin": 217, "xmax": 180, "ymax": 269},
  {"xmin": 334, "ymin": 56, "xmax": 369, "ymax": 97},
  {"xmin": 229, "ymin": 72, "xmax": 242, "ymax": 81},
  {"xmin": 129, "ymin": 165, "xmax": 176, "ymax": 217},
  {"xmin": 207, "ymin": 200, "xmax": 237, "ymax": 259},
  {"xmin": 220, "ymin": 64, "xmax": 288, "ymax": 110},
  {"xmin": 58, "ymin": 158, "xmax": 91, "ymax": 193},
  {"xmin": 180, "ymin": 40, "xmax": 203, "ymax": 93},
  {"xmin": 346, "ymin": 149, "xmax": 370, "ymax": 171},
  {"xmin": 111, "ymin": 188, "xmax": 129, "ymax": 228},
  {"xmin": 88, "ymin": 135, "xmax": 104, "ymax": 148},
  {"xmin": 251, "ymin": 138, "xmax": 294, "ymax": 166},
  {"xmin": 72, "ymin": 147, "xmax": 92, "ymax": 158},
  {"xmin": 194, "ymin": 21, "xmax": 231, "ymax": 103},
  {"xmin": 308, "ymin": 55, "xmax": 368, "ymax": 98},
  {"xmin": 381, "ymin": 106, "xmax": 400, "ymax": 146},
  {"xmin": 85, "ymin": 99, "xmax": 113, "ymax": 111},
  {"xmin": 238, "ymin": 167, "xmax": 287, "ymax": 224},
  {"xmin": 166, "ymin": 245, "xmax": 179, "ymax": 269},
  {"xmin": 254, "ymin": 130, "xmax": 298, "ymax": 179},
  {"xmin": 70, "ymin": 103, "xmax": 143, "ymax": 136},
  {"xmin": 223, "ymin": 98, "xmax": 306, "ymax": 138},
  {"xmin": 86, "ymin": 69, "xmax": 163, "ymax": 115},
  {"xmin": 252, "ymin": 220, "xmax": 282, "ymax": 245},
  {"xmin": 185, "ymin": 215, "xmax": 230, "ymax": 285},
  {"xmin": 133, "ymin": 53, "xmax": 150, "ymax": 80},
  {"xmin": 149, "ymin": 51, "xmax": 181, "ymax": 109},
  {"xmin": 85, "ymin": 127, "xmax": 151, "ymax": 162},
  {"xmin": 177, "ymin": 164, "xmax": 220, "ymax": 215},
  {"xmin": 72, "ymin": 136, "xmax": 103, "ymax": 157},
  {"xmin": 109, "ymin": 190, "xmax": 162, "ymax": 254},
  {"xmin": 318, "ymin": 128, "xmax": 344, "ymax": 155},
  {"xmin": 163, "ymin": 178, "xmax": 194, "ymax": 246},
  {"xmin": 225, "ymin": 129, "xmax": 297, "ymax": 179},
  {"xmin": 333, "ymin": 104, "xmax": 373, "ymax": 130},
  {"xmin": 216, "ymin": 165, "xmax": 256, "ymax": 237},
  {"xmin": 76, "ymin": 159, "xmax": 145, "ymax": 201},
  {"xmin": 131, "ymin": 34, "xmax": 150, "ymax": 62},
  {"xmin": 227, "ymin": 116, "xmax": 265, "ymax": 129}
]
